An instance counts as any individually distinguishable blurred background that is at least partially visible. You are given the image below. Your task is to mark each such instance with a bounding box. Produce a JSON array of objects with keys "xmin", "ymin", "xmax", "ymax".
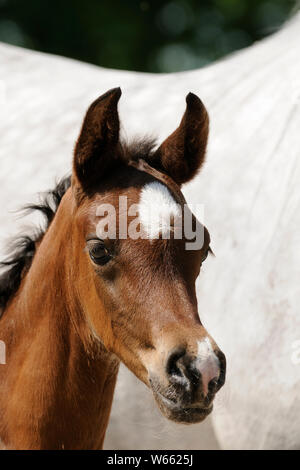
[{"xmin": 0, "ymin": 0, "xmax": 297, "ymax": 73}]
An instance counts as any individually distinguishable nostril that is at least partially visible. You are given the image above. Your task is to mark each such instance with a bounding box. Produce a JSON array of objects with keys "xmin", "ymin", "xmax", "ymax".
[{"xmin": 166, "ymin": 347, "xmax": 186, "ymax": 379}]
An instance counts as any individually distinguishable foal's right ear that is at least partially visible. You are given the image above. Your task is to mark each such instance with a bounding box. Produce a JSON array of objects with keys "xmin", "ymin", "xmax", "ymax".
[{"xmin": 73, "ymin": 87, "xmax": 121, "ymax": 192}]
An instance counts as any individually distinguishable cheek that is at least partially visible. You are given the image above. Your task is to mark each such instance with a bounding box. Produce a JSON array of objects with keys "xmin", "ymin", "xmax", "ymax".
[
  {"xmin": 95, "ymin": 275, "xmax": 151, "ymax": 340},
  {"xmin": 80, "ymin": 278, "xmax": 115, "ymax": 346},
  {"xmin": 93, "ymin": 274, "xmax": 118, "ymax": 312},
  {"xmin": 92, "ymin": 267, "xmax": 133, "ymax": 327}
]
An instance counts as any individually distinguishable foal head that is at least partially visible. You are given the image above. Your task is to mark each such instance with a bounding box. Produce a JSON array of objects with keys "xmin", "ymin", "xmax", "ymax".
[{"xmin": 71, "ymin": 88, "xmax": 225, "ymax": 424}]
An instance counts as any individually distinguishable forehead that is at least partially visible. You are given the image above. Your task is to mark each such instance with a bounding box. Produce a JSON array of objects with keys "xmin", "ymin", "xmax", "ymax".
[{"xmin": 82, "ymin": 168, "xmax": 209, "ymax": 248}]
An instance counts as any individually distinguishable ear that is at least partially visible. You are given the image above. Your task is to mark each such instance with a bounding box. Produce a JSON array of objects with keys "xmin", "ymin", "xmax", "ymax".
[
  {"xmin": 73, "ymin": 87, "xmax": 121, "ymax": 191},
  {"xmin": 150, "ymin": 92, "xmax": 209, "ymax": 185}
]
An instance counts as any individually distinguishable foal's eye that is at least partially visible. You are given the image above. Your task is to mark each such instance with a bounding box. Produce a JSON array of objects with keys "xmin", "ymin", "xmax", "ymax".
[{"xmin": 87, "ymin": 240, "xmax": 111, "ymax": 266}]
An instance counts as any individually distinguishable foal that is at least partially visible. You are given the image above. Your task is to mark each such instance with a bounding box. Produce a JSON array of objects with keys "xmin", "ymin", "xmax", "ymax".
[{"xmin": 0, "ymin": 88, "xmax": 225, "ymax": 449}]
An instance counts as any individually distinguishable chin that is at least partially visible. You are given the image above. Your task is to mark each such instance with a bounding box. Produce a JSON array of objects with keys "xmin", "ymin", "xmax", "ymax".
[{"xmin": 153, "ymin": 391, "xmax": 213, "ymax": 424}]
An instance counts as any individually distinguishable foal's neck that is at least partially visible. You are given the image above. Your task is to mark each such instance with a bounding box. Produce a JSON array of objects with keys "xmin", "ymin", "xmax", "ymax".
[{"xmin": 0, "ymin": 189, "xmax": 119, "ymax": 449}]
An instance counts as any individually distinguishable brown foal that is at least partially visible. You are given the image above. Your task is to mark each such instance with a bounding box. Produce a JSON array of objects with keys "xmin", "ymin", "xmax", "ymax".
[{"xmin": 0, "ymin": 88, "xmax": 225, "ymax": 449}]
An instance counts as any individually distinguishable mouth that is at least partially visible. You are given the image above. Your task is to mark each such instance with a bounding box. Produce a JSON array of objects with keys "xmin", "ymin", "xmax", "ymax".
[{"xmin": 153, "ymin": 390, "xmax": 213, "ymax": 424}]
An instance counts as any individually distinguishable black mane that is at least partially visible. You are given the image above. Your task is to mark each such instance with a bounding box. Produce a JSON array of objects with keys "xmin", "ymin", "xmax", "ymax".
[{"xmin": 0, "ymin": 176, "xmax": 71, "ymax": 314}]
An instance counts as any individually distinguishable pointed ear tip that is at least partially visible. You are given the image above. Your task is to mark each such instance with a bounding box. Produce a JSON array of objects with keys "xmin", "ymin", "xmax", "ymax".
[
  {"xmin": 109, "ymin": 87, "xmax": 122, "ymax": 100},
  {"xmin": 185, "ymin": 92, "xmax": 208, "ymax": 120},
  {"xmin": 186, "ymin": 92, "xmax": 202, "ymax": 106},
  {"xmin": 97, "ymin": 87, "xmax": 122, "ymax": 104},
  {"xmin": 114, "ymin": 86, "xmax": 122, "ymax": 97}
]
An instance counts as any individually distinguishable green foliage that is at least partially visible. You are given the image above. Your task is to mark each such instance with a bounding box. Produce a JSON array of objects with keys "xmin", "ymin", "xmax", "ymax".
[{"xmin": 0, "ymin": 0, "xmax": 296, "ymax": 72}]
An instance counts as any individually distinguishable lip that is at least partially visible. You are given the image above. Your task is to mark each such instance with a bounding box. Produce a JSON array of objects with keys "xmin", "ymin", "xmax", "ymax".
[{"xmin": 154, "ymin": 390, "xmax": 213, "ymax": 424}]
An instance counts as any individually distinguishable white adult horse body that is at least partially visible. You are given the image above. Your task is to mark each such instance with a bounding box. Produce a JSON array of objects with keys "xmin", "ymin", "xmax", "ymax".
[{"xmin": 0, "ymin": 13, "xmax": 299, "ymax": 449}]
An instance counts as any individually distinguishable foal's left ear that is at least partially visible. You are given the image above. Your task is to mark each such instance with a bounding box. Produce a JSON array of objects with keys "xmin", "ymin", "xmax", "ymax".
[
  {"xmin": 150, "ymin": 92, "xmax": 209, "ymax": 185},
  {"xmin": 73, "ymin": 87, "xmax": 121, "ymax": 192}
]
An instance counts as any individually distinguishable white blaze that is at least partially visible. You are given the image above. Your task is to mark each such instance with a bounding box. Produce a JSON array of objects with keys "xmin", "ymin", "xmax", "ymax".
[
  {"xmin": 197, "ymin": 337, "xmax": 220, "ymax": 396},
  {"xmin": 138, "ymin": 182, "xmax": 181, "ymax": 239}
]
